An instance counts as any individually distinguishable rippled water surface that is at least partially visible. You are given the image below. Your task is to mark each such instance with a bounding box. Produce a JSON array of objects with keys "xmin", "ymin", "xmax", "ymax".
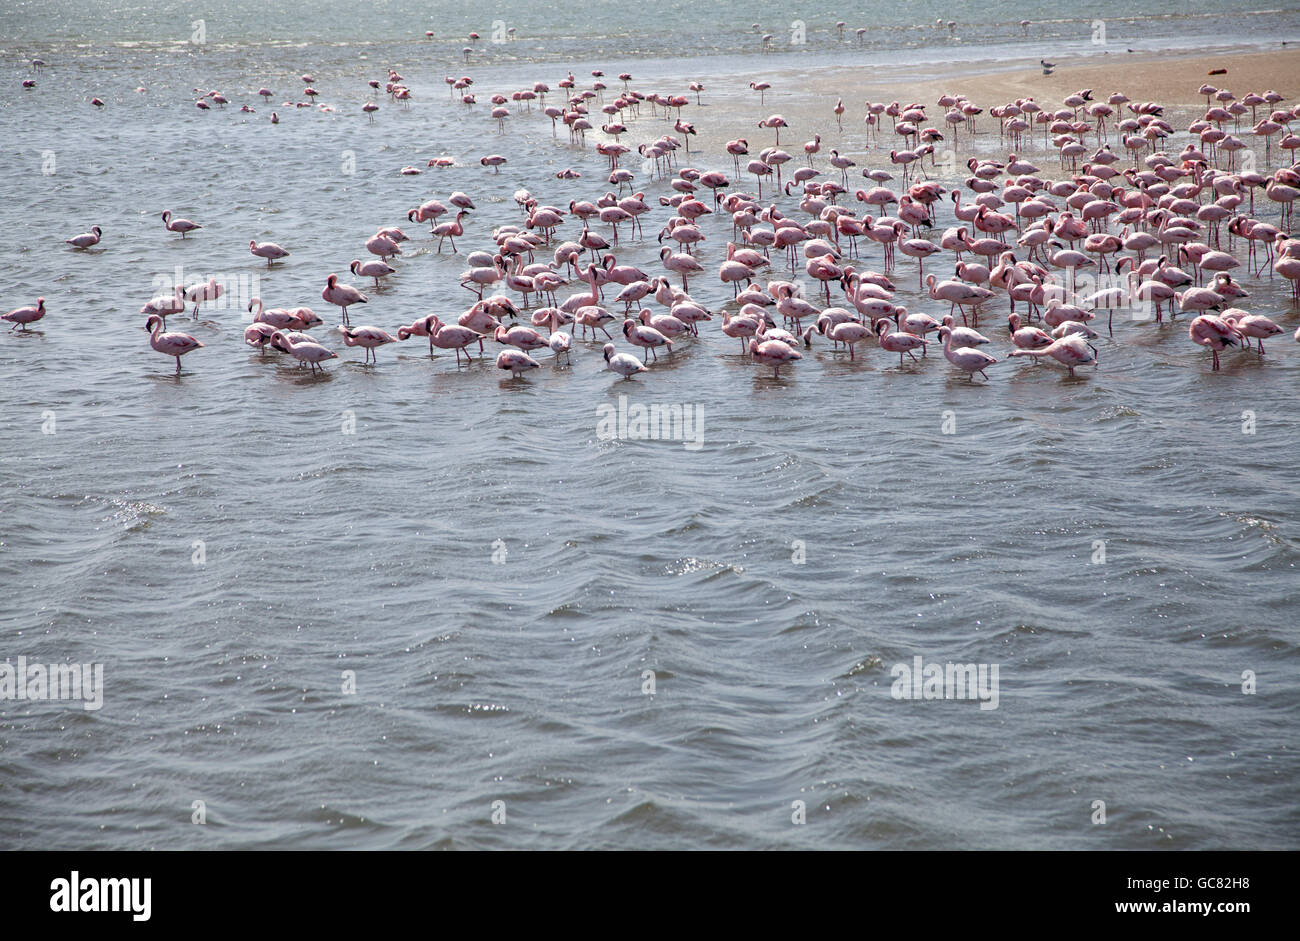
[{"xmin": 1, "ymin": 1, "xmax": 1298, "ymax": 849}]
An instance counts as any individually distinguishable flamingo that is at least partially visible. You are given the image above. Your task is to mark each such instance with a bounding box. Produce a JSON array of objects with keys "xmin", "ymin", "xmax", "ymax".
[
  {"xmin": 365, "ymin": 231, "xmax": 402, "ymax": 260},
  {"xmin": 432, "ymin": 210, "xmax": 469, "ymax": 253},
  {"xmin": 145, "ymin": 314, "xmax": 202, "ymax": 373},
  {"xmin": 3, "ymin": 297, "xmax": 46, "ymax": 331},
  {"xmin": 899, "ymin": 237, "xmax": 941, "ymax": 288},
  {"xmin": 350, "ymin": 258, "xmax": 396, "ymax": 287},
  {"xmin": 244, "ymin": 322, "xmax": 278, "ymax": 353},
  {"xmin": 660, "ymin": 246, "xmax": 704, "ymax": 290},
  {"xmin": 140, "ymin": 287, "xmax": 186, "ymax": 323},
  {"xmin": 603, "ymin": 342, "xmax": 647, "ymax": 379},
  {"xmin": 66, "ymin": 226, "xmax": 102, "ymax": 249},
  {"xmin": 161, "ymin": 211, "xmax": 201, "ymax": 238},
  {"xmin": 399, "ymin": 315, "xmax": 481, "ymax": 362},
  {"xmin": 1008, "ymin": 334, "xmax": 1097, "ymax": 376},
  {"xmin": 321, "ymin": 274, "xmax": 368, "ymax": 325},
  {"xmin": 875, "ymin": 318, "xmax": 927, "ymax": 365},
  {"xmin": 337, "ymin": 325, "xmax": 398, "ymax": 363},
  {"xmin": 749, "ymin": 334, "xmax": 802, "ymax": 378},
  {"xmin": 638, "ymin": 307, "xmax": 689, "ymax": 340},
  {"xmin": 494, "ymin": 323, "xmax": 548, "ymax": 354},
  {"xmin": 823, "ymin": 319, "xmax": 874, "ymax": 359},
  {"xmin": 721, "ymin": 309, "xmax": 763, "ymax": 354},
  {"xmin": 939, "ymin": 325, "xmax": 996, "ymax": 380},
  {"xmin": 939, "ymin": 315, "xmax": 990, "ymax": 349},
  {"xmin": 927, "ymin": 273, "xmax": 994, "ymax": 324},
  {"xmin": 185, "ymin": 277, "xmax": 224, "ymax": 318},
  {"xmin": 1223, "ymin": 310, "xmax": 1283, "ymax": 355},
  {"xmin": 249, "ymin": 239, "xmax": 290, "ymax": 267},
  {"xmin": 547, "ymin": 317, "xmax": 572, "ymax": 364},
  {"xmin": 758, "ymin": 114, "xmax": 788, "ymax": 144},
  {"xmin": 1008, "ymin": 313, "xmax": 1054, "ymax": 353},
  {"xmin": 622, "ymin": 319, "xmax": 672, "ymax": 362},
  {"xmin": 271, "ymin": 331, "xmax": 337, "ymax": 373},
  {"xmin": 1187, "ymin": 314, "xmax": 1241, "ymax": 370}
]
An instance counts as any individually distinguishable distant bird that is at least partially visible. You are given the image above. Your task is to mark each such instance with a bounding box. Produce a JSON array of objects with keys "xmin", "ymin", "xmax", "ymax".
[
  {"xmin": 496, "ymin": 348, "xmax": 541, "ymax": 377},
  {"xmin": 337, "ymin": 325, "xmax": 398, "ymax": 363},
  {"xmin": 3, "ymin": 297, "xmax": 46, "ymax": 331},
  {"xmin": 321, "ymin": 273, "xmax": 368, "ymax": 324},
  {"xmin": 161, "ymin": 210, "xmax": 201, "ymax": 238},
  {"xmin": 145, "ymin": 314, "xmax": 202, "ymax": 373},
  {"xmin": 249, "ymin": 239, "xmax": 289, "ymax": 267},
  {"xmin": 350, "ymin": 258, "xmax": 396, "ymax": 287},
  {"xmin": 603, "ymin": 342, "xmax": 648, "ymax": 379},
  {"xmin": 271, "ymin": 331, "xmax": 336, "ymax": 373},
  {"xmin": 65, "ymin": 225, "xmax": 102, "ymax": 249}
]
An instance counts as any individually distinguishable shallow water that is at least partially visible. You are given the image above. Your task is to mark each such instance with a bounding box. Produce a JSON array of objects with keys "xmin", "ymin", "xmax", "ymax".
[{"xmin": 1, "ymin": 2, "xmax": 1298, "ymax": 849}]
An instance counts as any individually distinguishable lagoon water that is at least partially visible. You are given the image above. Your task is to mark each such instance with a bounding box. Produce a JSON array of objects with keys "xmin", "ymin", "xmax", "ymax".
[{"xmin": 1, "ymin": 1, "xmax": 1298, "ymax": 848}]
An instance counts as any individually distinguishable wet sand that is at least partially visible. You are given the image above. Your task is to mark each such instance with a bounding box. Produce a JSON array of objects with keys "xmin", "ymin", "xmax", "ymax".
[{"xmin": 673, "ymin": 47, "xmax": 1299, "ymax": 171}]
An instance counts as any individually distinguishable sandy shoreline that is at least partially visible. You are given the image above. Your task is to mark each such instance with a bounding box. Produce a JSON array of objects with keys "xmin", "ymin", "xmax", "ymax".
[
  {"xmin": 669, "ymin": 47, "xmax": 1299, "ymax": 171},
  {"xmin": 849, "ymin": 47, "xmax": 1300, "ymax": 110}
]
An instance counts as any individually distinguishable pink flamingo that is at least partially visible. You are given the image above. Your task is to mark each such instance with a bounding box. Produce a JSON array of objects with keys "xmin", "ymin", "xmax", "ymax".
[
  {"xmin": 244, "ymin": 322, "xmax": 277, "ymax": 353},
  {"xmin": 271, "ymin": 331, "xmax": 337, "ymax": 373},
  {"xmin": 547, "ymin": 313, "xmax": 573, "ymax": 364},
  {"xmin": 875, "ymin": 318, "xmax": 927, "ymax": 365},
  {"xmin": 927, "ymin": 273, "xmax": 994, "ymax": 324},
  {"xmin": 66, "ymin": 226, "xmax": 102, "ymax": 249},
  {"xmin": 1008, "ymin": 313, "xmax": 1053, "ymax": 353},
  {"xmin": 622, "ymin": 318, "xmax": 672, "ymax": 362},
  {"xmin": 321, "ymin": 274, "xmax": 368, "ymax": 325},
  {"xmin": 350, "ymin": 258, "xmax": 396, "ymax": 287},
  {"xmin": 726, "ymin": 139, "xmax": 749, "ymax": 173},
  {"xmin": 1222, "ymin": 310, "xmax": 1283, "ymax": 355},
  {"xmin": 1187, "ymin": 314, "xmax": 1241, "ymax": 370},
  {"xmin": 161, "ymin": 210, "xmax": 201, "ymax": 238},
  {"xmin": 657, "ymin": 244, "xmax": 702, "ymax": 289},
  {"xmin": 758, "ymin": 114, "xmax": 788, "ymax": 144},
  {"xmin": 1008, "ymin": 334, "xmax": 1097, "ymax": 377},
  {"xmin": 638, "ymin": 307, "xmax": 689, "ymax": 339},
  {"xmin": 749, "ymin": 333, "xmax": 803, "ymax": 378},
  {"xmin": 494, "ymin": 323, "xmax": 548, "ymax": 354},
  {"xmin": 398, "ymin": 315, "xmax": 479, "ymax": 362},
  {"xmin": 496, "ymin": 349, "xmax": 541, "ymax": 377},
  {"xmin": 721, "ymin": 309, "xmax": 763, "ymax": 354},
  {"xmin": 3, "ymin": 297, "xmax": 46, "ymax": 331},
  {"xmin": 145, "ymin": 314, "xmax": 202, "ymax": 372},
  {"xmin": 432, "ymin": 210, "xmax": 469, "ymax": 253},
  {"xmin": 249, "ymin": 239, "xmax": 290, "ymax": 267},
  {"xmin": 939, "ymin": 325, "xmax": 996, "ymax": 380},
  {"xmin": 141, "ymin": 287, "xmax": 186, "ymax": 324},
  {"xmin": 365, "ymin": 232, "xmax": 402, "ymax": 260},
  {"xmin": 185, "ymin": 277, "xmax": 224, "ymax": 318},
  {"xmin": 899, "ymin": 236, "xmax": 941, "ymax": 288},
  {"xmin": 337, "ymin": 325, "xmax": 398, "ymax": 363},
  {"xmin": 603, "ymin": 343, "xmax": 647, "ymax": 379}
]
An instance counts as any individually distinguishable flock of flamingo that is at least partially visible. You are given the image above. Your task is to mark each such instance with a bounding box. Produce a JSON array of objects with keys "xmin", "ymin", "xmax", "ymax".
[{"xmin": 8, "ymin": 39, "xmax": 1300, "ymax": 383}]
